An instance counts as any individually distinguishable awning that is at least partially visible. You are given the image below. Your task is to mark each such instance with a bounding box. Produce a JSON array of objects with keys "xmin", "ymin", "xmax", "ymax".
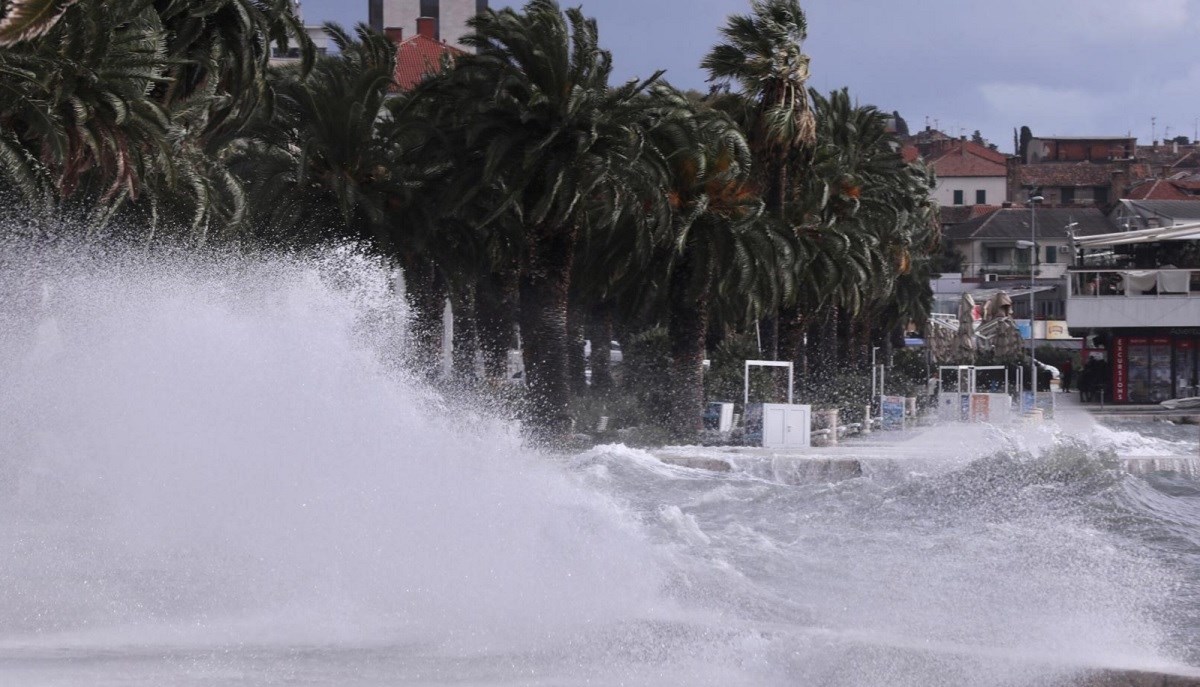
[{"xmin": 1074, "ymin": 221, "xmax": 1200, "ymax": 248}]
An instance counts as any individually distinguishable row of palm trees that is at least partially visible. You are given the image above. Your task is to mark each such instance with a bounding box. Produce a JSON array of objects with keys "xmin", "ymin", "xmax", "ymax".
[{"xmin": 0, "ymin": 0, "xmax": 939, "ymax": 445}]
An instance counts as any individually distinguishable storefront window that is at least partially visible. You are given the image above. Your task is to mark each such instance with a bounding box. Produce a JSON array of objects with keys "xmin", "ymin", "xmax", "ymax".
[{"xmin": 1177, "ymin": 339, "xmax": 1199, "ymax": 399}]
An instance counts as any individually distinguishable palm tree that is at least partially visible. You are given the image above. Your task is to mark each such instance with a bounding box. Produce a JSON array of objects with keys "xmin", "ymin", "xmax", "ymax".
[
  {"xmin": 647, "ymin": 89, "xmax": 771, "ymax": 438},
  {"xmin": 0, "ymin": 0, "xmax": 79, "ymax": 46},
  {"xmin": 0, "ymin": 0, "xmax": 309, "ymax": 239},
  {"xmin": 789, "ymin": 90, "xmax": 937, "ymax": 389},
  {"xmin": 233, "ymin": 24, "xmax": 397, "ymax": 245},
  {"xmin": 702, "ymin": 0, "xmax": 815, "ymax": 217},
  {"xmin": 417, "ymin": 0, "xmax": 666, "ymax": 444},
  {"xmin": 703, "ymin": 0, "xmax": 817, "ymax": 360}
]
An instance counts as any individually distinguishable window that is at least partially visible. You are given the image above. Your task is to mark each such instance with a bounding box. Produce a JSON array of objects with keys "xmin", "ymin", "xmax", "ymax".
[
  {"xmin": 985, "ymin": 247, "xmax": 1001, "ymax": 264},
  {"xmin": 1061, "ymin": 187, "xmax": 1075, "ymax": 204},
  {"xmin": 420, "ymin": 0, "xmax": 439, "ymax": 17},
  {"xmin": 975, "ymin": 189, "xmax": 986, "ymax": 204},
  {"xmin": 1094, "ymin": 186, "xmax": 1109, "ymax": 204},
  {"xmin": 1046, "ymin": 245, "xmax": 1058, "ymax": 263},
  {"xmin": 953, "ymin": 189, "xmax": 964, "ymax": 205}
]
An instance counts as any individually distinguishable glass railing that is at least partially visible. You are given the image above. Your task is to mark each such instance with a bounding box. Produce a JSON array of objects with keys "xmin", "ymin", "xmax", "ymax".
[{"xmin": 1068, "ymin": 268, "xmax": 1200, "ymax": 297}]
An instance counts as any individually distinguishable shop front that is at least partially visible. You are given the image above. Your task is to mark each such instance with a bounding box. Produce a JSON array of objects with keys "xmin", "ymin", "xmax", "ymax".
[{"xmin": 1111, "ymin": 331, "xmax": 1200, "ymax": 403}]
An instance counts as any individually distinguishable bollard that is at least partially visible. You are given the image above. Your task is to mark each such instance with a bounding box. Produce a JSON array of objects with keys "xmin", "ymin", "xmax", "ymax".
[
  {"xmin": 861, "ymin": 405, "xmax": 872, "ymax": 434},
  {"xmin": 812, "ymin": 409, "xmax": 839, "ymax": 446}
]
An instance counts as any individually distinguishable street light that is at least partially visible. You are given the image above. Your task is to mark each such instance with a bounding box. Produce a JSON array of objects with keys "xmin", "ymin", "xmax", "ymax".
[{"xmin": 1022, "ymin": 194, "xmax": 1044, "ymax": 405}]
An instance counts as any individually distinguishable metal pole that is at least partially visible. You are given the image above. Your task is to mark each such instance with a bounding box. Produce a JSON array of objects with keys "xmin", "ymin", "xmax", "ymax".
[
  {"xmin": 880, "ymin": 365, "xmax": 886, "ymax": 413},
  {"xmin": 871, "ymin": 346, "xmax": 879, "ymax": 416},
  {"xmin": 1029, "ymin": 197, "xmax": 1040, "ymax": 407}
]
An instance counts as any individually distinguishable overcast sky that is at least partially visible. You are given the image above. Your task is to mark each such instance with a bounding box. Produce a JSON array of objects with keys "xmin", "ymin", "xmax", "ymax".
[{"xmin": 301, "ymin": 0, "xmax": 1200, "ymax": 152}]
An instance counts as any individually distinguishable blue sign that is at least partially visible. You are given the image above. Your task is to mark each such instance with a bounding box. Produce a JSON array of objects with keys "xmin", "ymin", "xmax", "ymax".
[
  {"xmin": 1015, "ymin": 320, "xmax": 1032, "ymax": 340},
  {"xmin": 881, "ymin": 396, "xmax": 906, "ymax": 430}
]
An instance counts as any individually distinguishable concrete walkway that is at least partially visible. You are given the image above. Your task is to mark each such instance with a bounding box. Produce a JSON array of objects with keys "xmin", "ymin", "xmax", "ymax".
[{"xmin": 654, "ymin": 391, "xmax": 1198, "ymax": 477}]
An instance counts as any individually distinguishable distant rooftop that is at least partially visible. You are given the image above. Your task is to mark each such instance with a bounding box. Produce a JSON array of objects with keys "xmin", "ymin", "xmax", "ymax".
[{"xmin": 944, "ymin": 207, "xmax": 1114, "ymax": 241}]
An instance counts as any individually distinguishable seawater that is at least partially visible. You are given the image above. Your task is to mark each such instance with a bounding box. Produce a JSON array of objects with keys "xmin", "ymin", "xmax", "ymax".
[{"xmin": 0, "ymin": 244, "xmax": 1198, "ymax": 686}]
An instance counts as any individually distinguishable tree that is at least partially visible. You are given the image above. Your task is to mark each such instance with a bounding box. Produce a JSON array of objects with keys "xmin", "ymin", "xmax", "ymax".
[
  {"xmin": 232, "ymin": 24, "xmax": 397, "ymax": 246},
  {"xmin": 0, "ymin": 0, "xmax": 310, "ymax": 240},
  {"xmin": 1018, "ymin": 125, "xmax": 1032, "ymax": 159},
  {"xmin": 702, "ymin": 0, "xmax": 815, "ymax": 218},
  {"xmin": 416, "ymin": 0, "xmax": 667, "ymax": 444},
  {"xmin": 703, "ymin": 0, "xmax": 816, "ymax": 361},
  {"xmin": 649, "ymin": 88, "xmax": 768, "ymax": 438}
]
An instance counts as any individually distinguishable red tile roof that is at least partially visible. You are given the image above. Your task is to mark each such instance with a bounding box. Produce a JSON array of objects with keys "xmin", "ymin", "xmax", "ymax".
[
  {"xmin": 925, "ymin": 141, "xmax": 1007, "ymax": 177},
  {"xmin": 1126, "ymin": 178, "xmax": 1194, "ymax": 201},
  {"xmin": 392, "ymin": 34, "xmax": 465, "ymax": 91},
  {"xmin": 901, "ymin": 145, "xmax": 920, "ymax": 163}
]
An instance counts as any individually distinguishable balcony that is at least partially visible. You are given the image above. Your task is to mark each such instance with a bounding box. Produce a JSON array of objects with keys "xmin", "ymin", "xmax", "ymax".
[{"xmin": 1067, "ymin": 269, "xmax": 1200, "ymax": 329}]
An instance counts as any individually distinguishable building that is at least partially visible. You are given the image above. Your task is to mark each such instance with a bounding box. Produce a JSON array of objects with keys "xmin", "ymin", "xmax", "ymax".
[
  {"xmin": 925, "ymin": 138, "xmax": 1008, "ymax": 208},
  {"xmin": 1008, "ymin": 135, "xmax": 1139, "ymax": 208},
  {"xmin": 943, "ymin": 206, "xmax": 1113, "ymax": 282},
  {"xmin": 1066, "ymin": 220, "xmax": 1200, "ymax": 403},
  {"xmin": 369, "ymin": 0, "xmax": 487, "ymax": 52},
  {"xmin": 1110, "ymin": 199, "xmax": 1200, "ymax": 231},
  {"xmin": 270, "ymin": 24, "xmax": 334, "ymax": 64},
  {"xmin": 389, "ymin": 17, "xmax": 466, "ymax": 91},
  {"xmin": 1125, "ymin": 178, "xmax": 1195, "ymax": 201},
  {"xmin": 268, "ymin": 2, "xmax": 333, "ymax": 64}
]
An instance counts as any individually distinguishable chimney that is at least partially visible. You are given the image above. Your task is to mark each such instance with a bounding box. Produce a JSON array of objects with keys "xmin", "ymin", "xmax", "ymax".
[
  {"xmin": 1005, "ymin": 156, "xmax": 1021, "ymax": 204},
  {"xmin": 384, "ymin": 26, "xmax": 403, "ymax": 43},
  {"xmin": 1111, "ymin": 164, "xmax": 1129, "ymax": 201},
  {"xmin": 417, "ymin": 16, "xmax": 438, "ymax": 40}
]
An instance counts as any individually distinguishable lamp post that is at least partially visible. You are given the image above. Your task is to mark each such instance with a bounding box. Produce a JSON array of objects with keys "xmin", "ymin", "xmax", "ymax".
[
  {"xmin": 1021, "ymin": 194, "xmax": 1043, "ymax": 404},
  {"xmin": 871, "ymin": 345, "xmax": 880, "ymax": 417}
]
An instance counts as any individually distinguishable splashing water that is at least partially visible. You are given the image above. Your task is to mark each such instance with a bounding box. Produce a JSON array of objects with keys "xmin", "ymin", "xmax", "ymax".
[{"xmin": 1, "ymin": 243, "xmax": 1198, "ymax": 686}]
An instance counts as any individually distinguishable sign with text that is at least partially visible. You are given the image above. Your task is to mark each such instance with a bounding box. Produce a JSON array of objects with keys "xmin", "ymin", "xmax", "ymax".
[
  {"xmin": 1113, "ymin": 336, "xmax": 1128, "ymax": 403},
  {"xmin": 881, "ymin": 396, "xmax": 906, "ymax": 430},
  {"xmin": 1045, "ymin": 321, "xmax": 1076, "ymax": 340},
  {"xmin": 969, "ymin": 394, "xmax": 991, "ymax": 422}
]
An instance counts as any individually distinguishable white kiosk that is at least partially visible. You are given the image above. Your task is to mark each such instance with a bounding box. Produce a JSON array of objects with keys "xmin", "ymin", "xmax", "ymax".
[
  {"xmin": 937, "ymin": 365, "xmax": 1015, "ymax": 423},
  {"xmin": 743, "ymin": 360, "xmax": 811, "ymax": 448}
]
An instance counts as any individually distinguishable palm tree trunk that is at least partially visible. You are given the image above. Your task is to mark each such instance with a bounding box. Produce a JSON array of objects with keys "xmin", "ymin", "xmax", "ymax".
[
  {"xmin": 518, "ymin": 225, "xmax": 575, "ymax": 445},
  {"xmin": 585, "ymin": 301, "xmax": 614, "ymax": 391},
  {"xmin": 567, "ymin": 306, "xmax": 587, "ymax": 396},
  {"xmin": 778, "ymin": 301, "xmax": 808, "ymax": 391},
  {"xmin": 450, "ymin": 281, "xmax": 478, "ymax": 386},
  {"xmin": 477, "ymin": 269, "xmax": 517, "ymax": 387},
  {"xmin": 811, "ymin": 304, "xmax": 839, "ymax": 390},
  {"xmin": 667, "ymin": 253, "xmax": 710, "ymax": 440},
  {"xmin": 399, "ymin": 252, "xmax": 446, "ymax": 377}
]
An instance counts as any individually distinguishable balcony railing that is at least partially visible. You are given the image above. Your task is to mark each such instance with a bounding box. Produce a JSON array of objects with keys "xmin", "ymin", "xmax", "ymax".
[
  {"xmin": 1067, "ymin": 268, "xmax": 1200, "ymax": 329},
  {"xmin": 1068, "ymin": 268, "xmax": 1200, "ymax": 297}
]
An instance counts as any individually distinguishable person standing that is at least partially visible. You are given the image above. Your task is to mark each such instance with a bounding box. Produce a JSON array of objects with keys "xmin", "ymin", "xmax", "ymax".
[{"xmin": 1061, "ymin": 358, "xmax": 1074, "ymax": 393}]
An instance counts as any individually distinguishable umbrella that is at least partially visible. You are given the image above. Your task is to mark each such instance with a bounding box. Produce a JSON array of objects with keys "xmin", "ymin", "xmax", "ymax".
[
  {"xmin": 954, "ymin": 293, "xmax": 976, "ymax": 364},
  {"xmin": 984, "ymin": 291, "xmax": 1023, "ymax": 362},
  {"xmin": 986, "ymin": 291, "xmax": 1013, "ymax": 321}
]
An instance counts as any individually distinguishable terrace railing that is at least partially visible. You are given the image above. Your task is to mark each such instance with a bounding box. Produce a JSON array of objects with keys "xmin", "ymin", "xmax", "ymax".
[{"xmin": 1068, "ymin": 268, "xmax": 1200, "ymax": 298}]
